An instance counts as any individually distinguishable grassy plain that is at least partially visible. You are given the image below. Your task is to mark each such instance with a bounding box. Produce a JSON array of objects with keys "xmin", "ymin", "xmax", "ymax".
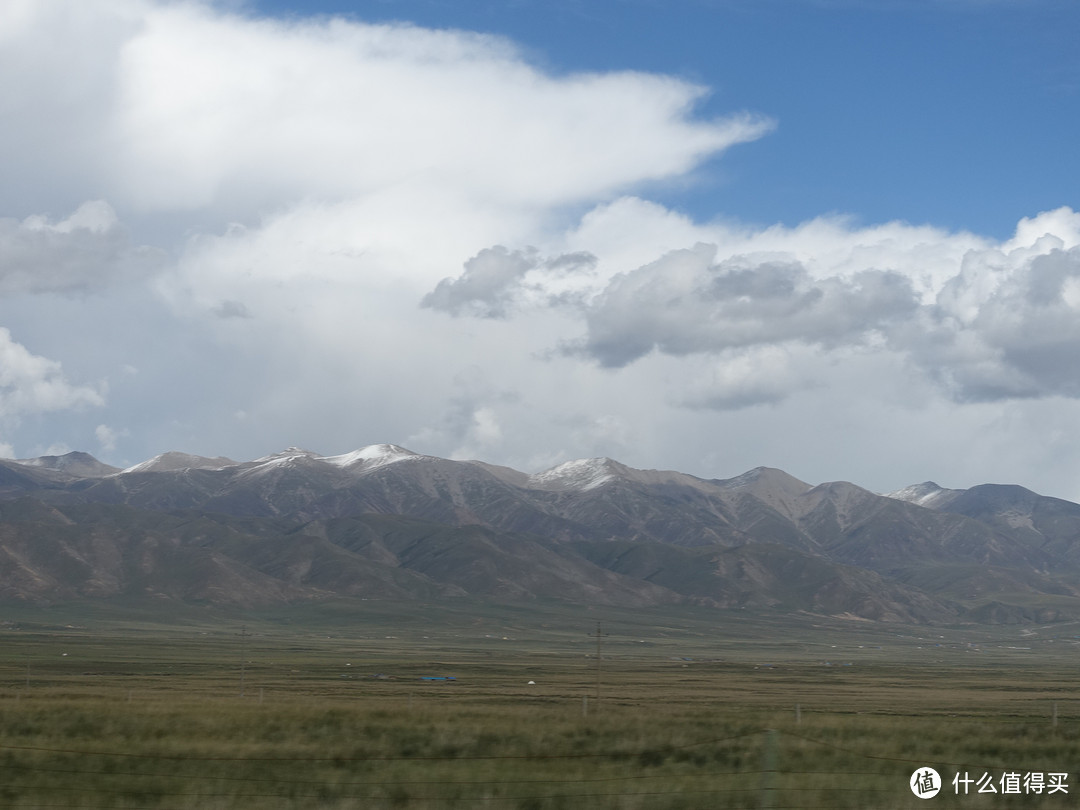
[{"xmin": 1, "ymin": 598, "xmax": 1080, "ymax": 809}]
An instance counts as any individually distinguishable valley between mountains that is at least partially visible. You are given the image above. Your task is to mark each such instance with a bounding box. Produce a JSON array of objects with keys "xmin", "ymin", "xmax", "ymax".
[{"xmin": 3, "ymin": 444, "xmax": 1080, "ymax": 625}]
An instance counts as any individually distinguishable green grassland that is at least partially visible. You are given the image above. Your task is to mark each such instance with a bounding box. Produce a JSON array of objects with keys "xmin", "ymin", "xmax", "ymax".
[{"xmin": 2, "ymin": 599, "xmax": 1080, "ymax": 808}]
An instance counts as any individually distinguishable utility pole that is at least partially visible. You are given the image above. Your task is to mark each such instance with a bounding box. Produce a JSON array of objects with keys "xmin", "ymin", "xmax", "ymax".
[
  {"xmin": 588, "ymin": 622, "xmax": 608, "ymax": 708},
  {"xmin": 239, "ymin": 625, "xmax": 248, "ymax": 697},
  {"xmin": 762, "ymin": 728, "xmax": 778, "ymax": 809}
]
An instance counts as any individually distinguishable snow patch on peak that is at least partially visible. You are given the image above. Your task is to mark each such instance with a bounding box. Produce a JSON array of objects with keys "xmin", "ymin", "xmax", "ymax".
[
  {"xmin": 253, "ymin": 447, "xmax": 321, "ymax": 464},
  {"xmin": 324, "ymin": 444, "xmax": 419, "ymax": 470},
  {"xmin": 528, "ymin": 458, "xmax": 620, "ymax": 491},
  {"xmin": 722, "ymin": 466, "xmax": 805, "ymax": 488},
  {"xmin": 123, "ymin": 451, "xmax": 237, "ymax": 474},
  {"xmin": 886, "ymin": 482, "xmax": 952, "ymax": 508},
  {"xmin": 718, "ymin": 467, "xmax": 812, "ymax": 500},
  {"xmin": 19, "ymin": 451, "xmax": 119, "ymax": 478},
  {"xmin": 722, "ymin": 467, "xmax": 775, "ymax": 489}
]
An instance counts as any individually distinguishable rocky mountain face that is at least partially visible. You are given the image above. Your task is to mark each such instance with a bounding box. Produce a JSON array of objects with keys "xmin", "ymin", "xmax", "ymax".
[
  {"xmin": 890, "ymin": 481, "xmax": 1080, "ymax": 563},
  {"xmin": 2, "ymin": 445, "xmax": 1079, "ymax": 623}
]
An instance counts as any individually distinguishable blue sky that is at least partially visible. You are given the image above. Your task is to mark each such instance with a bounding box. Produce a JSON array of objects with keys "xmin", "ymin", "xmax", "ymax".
[{"xmin": 1, "ymin": 0, "xmax": 1080, "ymax": 499}]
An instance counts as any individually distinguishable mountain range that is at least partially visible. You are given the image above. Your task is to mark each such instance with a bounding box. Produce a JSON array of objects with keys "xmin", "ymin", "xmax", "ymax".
[{"xmin": 2, "ymin": 444, "xmax": 1080, "ymax": 624}]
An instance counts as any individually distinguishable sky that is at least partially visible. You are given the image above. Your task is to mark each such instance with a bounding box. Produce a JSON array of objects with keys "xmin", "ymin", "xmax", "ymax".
[{"xmin": 1, "ymin": 0, "xmax": 1079, "ymax": 499}]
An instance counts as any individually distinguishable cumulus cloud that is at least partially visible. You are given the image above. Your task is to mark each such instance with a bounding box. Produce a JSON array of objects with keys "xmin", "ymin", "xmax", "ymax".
[
  {"xmin": 421, "ymin": 246, "xmax": 597, "ymax": 318},
  {"xmin": 0, "ymin": 201, "xmax": 163, "ymax": 296},
  {"xmin": 914, "ymin": 241, "xmax": 1080, "ymax": 401},
  {"xmin": 0, "ymin": 0, "xmax": 770, "ymax": 219},
  {"xmin": 0, "ymin": 1, "xmax": 774, "ymax": 466},
  {"xmin": 680, "ymin": 345, "xmax": 826, "ymax": 411},
  {"xmin": 424, "ymin": 206, "xmax": 1080, "ymax": 411},
  {"xmin": 116, "ymin": 7, "xmax": 770, "ymax": 211},
  {"xmin": 405, "ymin": 366, "xmax": 519, "ymax": 460},
  {"xmin": 422, "ymin": 247, "xmax": 538, "ymax": 319},
  {"xmin": 566, "ymin": 244, "xmax": 919, "ymax": 367},
  {"xmin": 5, "ymin": 0, "xmax": 1080, "ymax": 499},
  {"xmin": 95, "ymin": 423, "xmax": 130, "ymax": 453},
  {"xmin": 588, "ymin": 210, "xmax": 1080, "ymax": 405},
  {"xmin": 0, "ymin": 327, "xmax": 103, "ymax": 420}
]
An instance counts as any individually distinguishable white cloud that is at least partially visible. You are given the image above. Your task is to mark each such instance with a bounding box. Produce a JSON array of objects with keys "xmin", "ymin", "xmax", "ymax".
[
  {"xmin": 564, "ymin": 245, "xmax": 919, "ymax": 367},
  {"xmin": 95, "ymin": 423, "xmax": 129, "ymax": 453},
  {"xmin": 107, "ymin": 2, "xmax": 770, "ymax": 213},
  {"xmin": 0, "ymin": 201, "xmax": 163, "ymax": 296},
  {"xmin": 4, "ymin": 0, "xmax": 1080, "ymax": 500},
  {"xmin": 425, "ymin": 204, "xmax": 1080, "ymax": 410},
  {"xmin": 0, "ymin": 328, "xmax": 104, "ymax": 421},
  {"xmin": 422, "ymin": 246, "xmax": 597, "ymax": 318},
  {"xmin": 0, "ymin": 0, "xmax": 766, "ymax": 220},
  {"xmin": 405, "ymin": 366, "xmax": 519, "ymax": 461},
  {"xmin": 421, "ymin": 246, "xmax": 539, "ymax": 319},
  {"xmin": 680, "ymin": 345, "xmax": 825, "ymax": 411},
  {"xmin": 917, "ymin": 243, "xmax": 1080, "ymax": 401},
  {"xmin": 0, "ymin": 2, "xmax": 142, "ymax": 214}
]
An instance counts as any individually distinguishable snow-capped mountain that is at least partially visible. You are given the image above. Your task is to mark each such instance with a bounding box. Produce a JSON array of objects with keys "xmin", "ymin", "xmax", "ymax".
[
  {"xmin": 323, "ymin": 443, "xmax": 420, "ymax": 470},
  {"xmin": 2, "ymin": 446, "xmax": 1080, "ymax": 623},
  {"xmin": 16, "ymin": 451, "xmax": 120, "ymax": 478},
  {"xmin": 889, "ymin": 480, "xmax": 1080, "ymax": 565},
  {"xmin": 122, "ymin": 451, "xmax": 238, "ymax": 474},
  {"xmin": 886, "ymin": 481, "xmax": 958, "ymax": 509},
  {"xmin": 527, "ymin": 457, "xmax": 630, "ymax": 491}
]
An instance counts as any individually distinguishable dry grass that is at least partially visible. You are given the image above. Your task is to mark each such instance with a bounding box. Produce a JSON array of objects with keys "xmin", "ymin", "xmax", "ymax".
[{"xmin": 1, "ymin": 600, "xmax": 1078, "ymax": 808}]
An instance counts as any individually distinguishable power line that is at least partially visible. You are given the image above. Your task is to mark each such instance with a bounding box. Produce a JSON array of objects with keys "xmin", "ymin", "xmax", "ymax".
[
  {"xmin": 0, "ymin": 760, "xmax": 785, "ymax": 788},
  {"xmin": 0, "ymin": 729, "xmax": 763, "ymax": 763}
]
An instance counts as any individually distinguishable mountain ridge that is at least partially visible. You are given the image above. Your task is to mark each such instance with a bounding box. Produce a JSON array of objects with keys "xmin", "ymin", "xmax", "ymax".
[{"xmin": 2, "ymin": 446, "xmax": 1080, "ymax": 624}]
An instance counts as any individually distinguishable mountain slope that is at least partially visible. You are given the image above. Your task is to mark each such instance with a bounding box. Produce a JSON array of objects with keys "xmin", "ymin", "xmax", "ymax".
[
  {"xmin": 3, "ymin": 445, "xmax": 1080, "ymax": 623},
  {"xmin": 891, "ymin": 482, "xmax": 1080, "ymax": 564},
  {"xmin": 0, "ymin": 499, "xmax": 682, "ymax": 609}
]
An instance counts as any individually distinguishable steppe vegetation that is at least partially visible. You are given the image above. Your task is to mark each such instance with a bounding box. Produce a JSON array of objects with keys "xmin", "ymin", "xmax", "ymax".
[{"xmin": 1, "ymin": 599, "xmax": 1079, "ymax": 808}]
